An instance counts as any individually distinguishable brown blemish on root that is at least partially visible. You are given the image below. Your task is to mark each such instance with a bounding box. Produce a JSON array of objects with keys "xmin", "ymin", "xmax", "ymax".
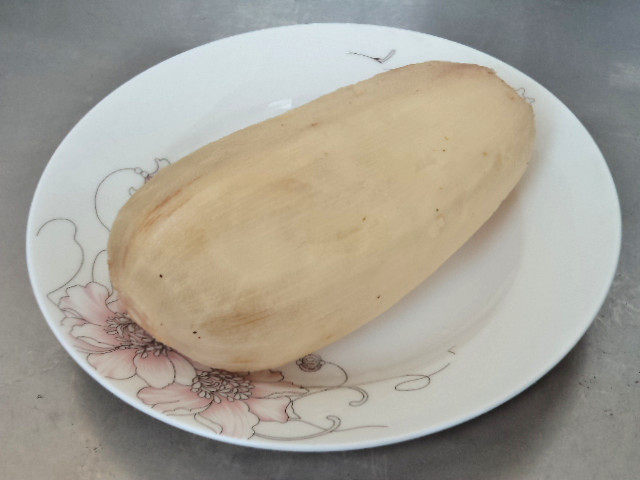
[
  {"xmin": 215, "ymin": 309, "xmax": 273, "ymax": 328},
  {"xmin": 139, "ymin": 173, "xmax": 203, "ymax": 231},
  {"xmin": 336, "ymin": 226, "xmax": 361, "ymax": 240}
]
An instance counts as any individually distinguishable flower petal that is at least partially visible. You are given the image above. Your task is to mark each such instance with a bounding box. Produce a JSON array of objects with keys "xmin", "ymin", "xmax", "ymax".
[
  {"xmin": 87, "ymin": 349, "xmax": 137, "ymax": 379},
  {"xmin": 61, "ymin": 317, "xmax": 110, "ymax": 354},
  {"xmin": 138, "ymin": 383, "xmax": 210, "ymax": 413},
  {"xmin": 194, "ymin": 412, "xmax": 222, "ymax": 434},
  {"xmin": 247, "ymin": 370, "xmax": 284, "ymax": 383},
  {"xmin": 252, "ymin": 381, "xmax": 306, "ymax": 399},
  {"xmin": 134, "ymin": 353, "xmax": 175, "ymax": 388},
  {"xmin": 70, "ymin": 322, "xmax": 121, "ymax": 348},
  {"xmin": 106, "ymin": 297, "xmax": 126, "ymax": 314},
  {"xmin": 168, "ymin": 351, "xmax": 196, "ymax": 385},
  {"xmin": 58, "ymin": 283, "xmax": 113, "ymax": 325},
  {"xmin": 196, "ymin": 400, "xmax": 259, "ymax": 439},
  {"xmin": 185, "ymin": 357, "xmax": 214, "ymax": 372},
  {"xmin": 61, "ymin": 316, "xmax": 84, "ymax": 330},
  {"xmin": 245, "ymin": 396, "xmax": 291, "ymax": 423}
]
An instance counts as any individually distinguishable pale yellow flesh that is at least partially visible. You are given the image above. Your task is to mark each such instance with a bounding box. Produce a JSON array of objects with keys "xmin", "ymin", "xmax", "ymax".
[{"xmin": 108, "ymin": 62, "xmax": 534, "ymax": 371}]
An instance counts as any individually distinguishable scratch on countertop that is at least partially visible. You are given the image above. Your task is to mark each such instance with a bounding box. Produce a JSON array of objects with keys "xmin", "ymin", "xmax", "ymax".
[{"xmin": 608, "ymin": 62, "xmax": 640, "ymax": 89}]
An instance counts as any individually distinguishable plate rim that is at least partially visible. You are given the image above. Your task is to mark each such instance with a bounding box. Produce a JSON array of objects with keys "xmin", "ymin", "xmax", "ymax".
[{"xmin": 25, "ymin": 22, "xmax": 622, "ymax": 452}]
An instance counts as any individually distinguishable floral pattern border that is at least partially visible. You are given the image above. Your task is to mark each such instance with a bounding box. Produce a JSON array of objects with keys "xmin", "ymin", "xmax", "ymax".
[{"xmin": 36, "ymin": 158, "xmax": 454, "ymax": 441}]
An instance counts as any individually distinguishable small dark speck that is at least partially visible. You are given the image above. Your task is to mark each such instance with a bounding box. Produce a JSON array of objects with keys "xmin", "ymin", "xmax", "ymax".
[
  {"xmin": 635, "ymin": 380, "xmax": 638, "ymax": 384},
  {"xmin": 159, "ymin": 274, "xmax": 163, "ymax": 278},
  {"xmin": 36, "ymin": 394, "xmax": 44, "ymax": 399},
  {"xmin": 280, "ymin": 123, "xmax": 284, "ymax": 127},
  {"xmin": 362, "ymin": 216, "xmax": 367, "ymax": 222},
  {"xmin": 193, "ymin": 331, "xmax": 197, "ymax": 334},
  {"xmin": 376, "ymin": 295, "xmax": 381, "ymax": 299},
  {"xmin": 197, "ymin": 336, "xmax": 201, "ymax": 339},
  {"xmin": 311, "ymin": 122, "xmax": 318, "ymax": 127},
  {"xmin": 442, "ymin": 149, "xmax": 446, "ymax": 152},
  {"xmin": 435, "ymin": 208, "xmax": 439, "ymax": 212}
]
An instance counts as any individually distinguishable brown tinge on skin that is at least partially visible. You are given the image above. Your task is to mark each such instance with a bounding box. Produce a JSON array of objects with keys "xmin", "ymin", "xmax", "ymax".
[{"xmin": 108, "ymin": 61, "xmax": 535, "ymax": 371}]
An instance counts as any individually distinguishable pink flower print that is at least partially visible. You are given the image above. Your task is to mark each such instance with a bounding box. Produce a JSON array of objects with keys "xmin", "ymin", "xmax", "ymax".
[
  {"xmin": 59, "ymin": 282, "xmax": 194, "ymax": 388},
  {"xmin": 138, "ymin": 369, "xmax": 307, "ymax": 439}
]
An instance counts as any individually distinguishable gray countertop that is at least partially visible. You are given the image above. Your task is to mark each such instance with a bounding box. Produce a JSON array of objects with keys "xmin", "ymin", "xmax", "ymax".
[{"xmin": 1, "ymin": 1, "xmax": 639, "ymax": 478}]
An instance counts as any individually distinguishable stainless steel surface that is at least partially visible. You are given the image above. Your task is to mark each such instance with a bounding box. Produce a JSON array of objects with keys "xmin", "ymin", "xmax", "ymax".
[{"xmin": 1, "ymin": 1, "xmax": 638, "ymax": 478}]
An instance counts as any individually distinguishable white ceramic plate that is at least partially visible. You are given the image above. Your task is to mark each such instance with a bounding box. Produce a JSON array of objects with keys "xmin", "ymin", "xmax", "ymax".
[{"xmin": 26, "ymin": 24, "xmax": 621, "ymax": 451}]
